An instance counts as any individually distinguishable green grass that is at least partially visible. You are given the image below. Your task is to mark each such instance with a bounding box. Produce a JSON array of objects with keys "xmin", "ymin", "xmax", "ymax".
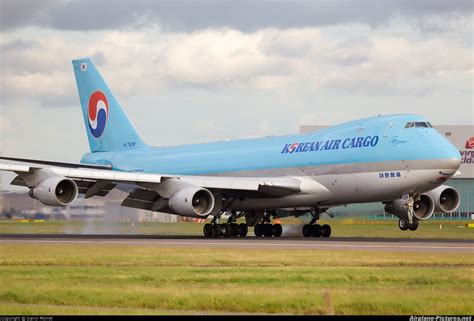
[
  {"xmin": 0, "ymin": 219, "xmax": 473, "ymax": 239},
  {"xmin": 0, "ymin": 243, "xmax": 473, "ymax": 315}
]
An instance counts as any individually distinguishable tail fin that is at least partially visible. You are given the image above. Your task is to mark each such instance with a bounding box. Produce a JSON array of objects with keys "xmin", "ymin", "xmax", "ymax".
[{"xmin": 72, "ymin": 58, "xmax": 147, "ymax": 153}]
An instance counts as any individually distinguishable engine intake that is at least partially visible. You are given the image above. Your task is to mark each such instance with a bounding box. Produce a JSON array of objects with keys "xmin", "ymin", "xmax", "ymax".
[
  {"xmin": 385, "ymin": 194, "xmax": 435, "ymax": 220},
  {"xmin": 29, "ymin": 176, "xmax": 78, "ymax": 206},
  {"xmin": 168, "ymin": 187, "xmax": 215, "ymax": 217},
  {"xmin": 424, "ymin": 185, "xmax": 460, "ymax": 213}
]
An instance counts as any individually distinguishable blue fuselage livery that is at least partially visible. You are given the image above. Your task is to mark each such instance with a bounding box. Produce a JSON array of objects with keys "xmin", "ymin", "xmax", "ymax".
[
  {"xmin": 80, "ymin": 114, "xmax": 459, "ymax": 177},
  {"xmin": 281, "ymin": 135, "xmax": 379, "ymax": 154},
  {"xmin": 0, "ymin": 57, "xmax": 463, "ymax": 238}
]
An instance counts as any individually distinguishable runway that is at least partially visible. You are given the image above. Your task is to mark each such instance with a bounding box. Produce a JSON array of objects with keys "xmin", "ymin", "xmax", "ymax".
[{"xmin": 0, "ymin": 234, "xmax": 472, "ymax": 253}]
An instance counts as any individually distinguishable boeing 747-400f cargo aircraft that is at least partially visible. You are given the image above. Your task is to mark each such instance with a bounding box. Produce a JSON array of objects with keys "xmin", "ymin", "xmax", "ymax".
[{"xmin": 0, "ymin": 58, "xmax": 462, "ymax": 238}]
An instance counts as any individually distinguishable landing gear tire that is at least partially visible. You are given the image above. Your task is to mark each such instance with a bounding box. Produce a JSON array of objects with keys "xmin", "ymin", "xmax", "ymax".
[
  {"xmin": 273, "ymin": 224, "xmax": 283, "ymax": 237},
  {"xmin": 398, "ymin": 218, "xmax": 409, "ymax": 231},
  {"xmin": 302, "ymin": 224, "xmax": 313, "ymax": 237},
  {"xmin": 321, "ymin": 224, "xmax": 331, "ymax": 238},
  {"xmin": 212, "ymin": 224, "xmax": 223, "ymax": 237},
  {"xmin": 222, "ymin": 224, "xmax": 233, "ymax": 237},
  {"xmin": 263, "ymin": 224, "xmax": 273, "ymax": 237},
  {"xmin": 219, "ymin": 223, "xmax": 228, "ymax": 237},
  {"xmin": 312, "ymin": 224, "xmax": 322, "ymax": 237},
  {"xmin": 254, "ymin": 224, "xmax": 263, "ymax": 237},
  {"xmin": 238, "ymin": 223, "xmax": 248, "ymax": 237},
  {"xmin": 203, "ymin": 224, "xmax": 212, "ymax": 238},
  {"xmin": 230, "ymin": 223, "xmax": 239, "ymax": 236},
  {"xmin": 408, "ymin": 219, "xmax": 419, "ymax": 231},
  {"xmin": 302, "ymin": 223, "xmax": 332, "ymax": 238}
]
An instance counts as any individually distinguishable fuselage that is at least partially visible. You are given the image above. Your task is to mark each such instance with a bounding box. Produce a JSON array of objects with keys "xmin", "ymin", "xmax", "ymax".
[{"xmin": 81, "ymin": 114, "xmax": 461, "ymax": 209}]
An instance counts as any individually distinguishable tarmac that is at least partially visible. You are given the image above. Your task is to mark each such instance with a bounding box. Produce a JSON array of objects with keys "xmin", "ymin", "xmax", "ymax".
[{"xmin": 0, "ymin": 234, "xmax": 472, "ymax": 253}]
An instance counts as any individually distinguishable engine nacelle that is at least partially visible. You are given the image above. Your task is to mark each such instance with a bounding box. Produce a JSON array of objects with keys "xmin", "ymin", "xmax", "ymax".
[
  {"xmin": 424, "ymin": 185, "xmax": 460, "ymax": 213},
  {"xmin": 168, "ymin": 187, "xmax": 215, "ymax": 217},
  {"xmin": 385, "ymin": 194, "xmax": 435, "ymax": 220},
  {"xmin": 29, "ymin": 176, "xmax": 78, "ymax": 206}
]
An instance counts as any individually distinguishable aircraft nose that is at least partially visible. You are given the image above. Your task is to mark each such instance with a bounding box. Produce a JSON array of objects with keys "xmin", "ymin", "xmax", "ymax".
[
  {"xmin": 445, "ymin": 156, "xmax": 461, "ymax": 171},
  {"xmin": 439, "ymin": 137, "xmax": 462, "ymax": 171}
]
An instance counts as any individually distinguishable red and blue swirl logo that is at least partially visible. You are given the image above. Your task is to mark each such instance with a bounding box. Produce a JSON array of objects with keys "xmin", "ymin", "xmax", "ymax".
[{"xmin": 88, "ymin": 91, "xmax": 108, "ymax": 138}]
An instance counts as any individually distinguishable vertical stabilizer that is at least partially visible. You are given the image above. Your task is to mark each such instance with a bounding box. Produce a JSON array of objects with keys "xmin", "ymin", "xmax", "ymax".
[{"xmin": 72, "ymin": 58, "xmax": 147, "ymax": 153}]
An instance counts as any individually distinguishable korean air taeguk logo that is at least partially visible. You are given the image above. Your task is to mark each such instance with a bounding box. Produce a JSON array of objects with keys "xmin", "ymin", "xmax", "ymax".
[{"xmin": 88, "ymin": 91, "xmax": 108, "ymax": 138}]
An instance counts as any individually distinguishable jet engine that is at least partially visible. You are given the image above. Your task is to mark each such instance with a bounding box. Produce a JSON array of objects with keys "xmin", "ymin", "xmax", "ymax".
[
  {"xmin": 168, "ymin": 187, "xmax": 215, "ymax": 217},
  {"xmin": 384, "ymin": 194, "xmax": 435, "ymax": 220},
  {"xmin": 424, "ymin": 185, "xmax": 460, "ymax": 213},
  {"xmin": 29, "ymin": 176, "xmax": 78, "ymax": 206}
]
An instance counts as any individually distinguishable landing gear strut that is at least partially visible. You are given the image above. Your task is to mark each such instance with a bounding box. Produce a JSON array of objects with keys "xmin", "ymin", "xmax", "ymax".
[
  {"xmin": 303, "ymin": 209, "xmax": 331, "ymax": 238},
  {"xmin": 398, "ymin": 194, "xmax": 419, "ymax": 231},
  {"xmin": 405, "ymin": 194, "xmax": 415, "ymax": 225},
  {"xmin": 254, "ymin": 211, "xmax": 282, "ymax": 237}
]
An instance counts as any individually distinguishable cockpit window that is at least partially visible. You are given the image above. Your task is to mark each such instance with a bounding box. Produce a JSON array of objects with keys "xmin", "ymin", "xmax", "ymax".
[
  {"xmin": 404, "ymin": 122, "xmax": 432, "ymax": 129},
  {"xmin": 415, "ymin": 122, "xmax": 429, "ymax": 128}
]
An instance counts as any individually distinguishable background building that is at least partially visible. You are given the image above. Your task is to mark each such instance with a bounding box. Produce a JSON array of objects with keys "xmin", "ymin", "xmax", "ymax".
[{"xmin": 300, "ymin": 124, "xmax": 473, "ymax": 219}]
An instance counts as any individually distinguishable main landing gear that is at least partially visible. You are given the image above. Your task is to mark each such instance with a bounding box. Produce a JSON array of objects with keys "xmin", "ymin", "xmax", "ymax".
[
  {"xmin": 253, "ymin": 212, "xmax": 282, "ymax": 237},
  {"xmin": 203, "ymin": 211, "xmax": 248, "ymax": 238},
  {"xmin": 302, "ymin": 210, "xmax": 331, "ymax": 238},
  {"xmin": 203, "ymin": 209, "xmax": 333, "ymax": 238}
]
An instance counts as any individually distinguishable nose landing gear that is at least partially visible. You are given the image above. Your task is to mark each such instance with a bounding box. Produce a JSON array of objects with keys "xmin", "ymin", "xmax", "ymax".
[
  {"xmin": 398, "ymin": 194, "xmax": 419, "ymax": 231},
  {"xmin": 398, "ymin": 218, "xmax": 419, "ymax": 231}
]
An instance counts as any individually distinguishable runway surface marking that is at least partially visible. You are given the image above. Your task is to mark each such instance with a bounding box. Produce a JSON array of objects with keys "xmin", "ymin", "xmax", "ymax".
[{"xmin": 1, "ymin": 238, "xmax": 472, "ymax": 253}]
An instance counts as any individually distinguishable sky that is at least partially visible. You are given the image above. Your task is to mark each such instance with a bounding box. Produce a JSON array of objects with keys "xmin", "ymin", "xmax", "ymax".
[{"xmin": 0, "ymin": 0, "xmax": 473, "ymax": 172}]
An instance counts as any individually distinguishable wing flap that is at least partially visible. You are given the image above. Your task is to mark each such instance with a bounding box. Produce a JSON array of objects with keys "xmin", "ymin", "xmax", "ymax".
[
  {"xmin": 73, "ymin": 180, "xmax": 116, "ymax": 197},
  {"xmin": 10, "ymin": 175, "xmax": 27, "ymax": 187},
  {"xmin": 121, "ymin": 188, "xmax": 161, "ymax": 211},
  {"xmin": 121, "ymin": 199, "xmax": 153, "ymax": 210},
  {"xmin": 128, "ymin": 188, "xmax": 160, "ymax": 201}
]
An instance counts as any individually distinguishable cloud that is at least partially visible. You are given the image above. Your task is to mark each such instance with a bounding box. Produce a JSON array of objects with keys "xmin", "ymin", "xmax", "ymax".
[
  {"xmin": 0, "ymin": 0, "xmax": 60, "ymax": 30},
  {"xmin": 314, "ymin": 33, "xmax": 472, "ymax": 95},
  {"xmin": 1, "ymin": 0, "xmax": 472, "ymax": 31},
  {"xmin": 0, "ymin": 16, "xmax": 472, "ymax": 111},
  {"xmin": 0, "ymin": 6, "xmax": 472, "ymax": 167}
]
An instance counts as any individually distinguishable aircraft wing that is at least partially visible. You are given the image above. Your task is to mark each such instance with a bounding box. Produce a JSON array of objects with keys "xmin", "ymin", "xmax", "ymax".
[{"xmin": 0, "ymin": 159, "xmax": 302, "ymax": 202}]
